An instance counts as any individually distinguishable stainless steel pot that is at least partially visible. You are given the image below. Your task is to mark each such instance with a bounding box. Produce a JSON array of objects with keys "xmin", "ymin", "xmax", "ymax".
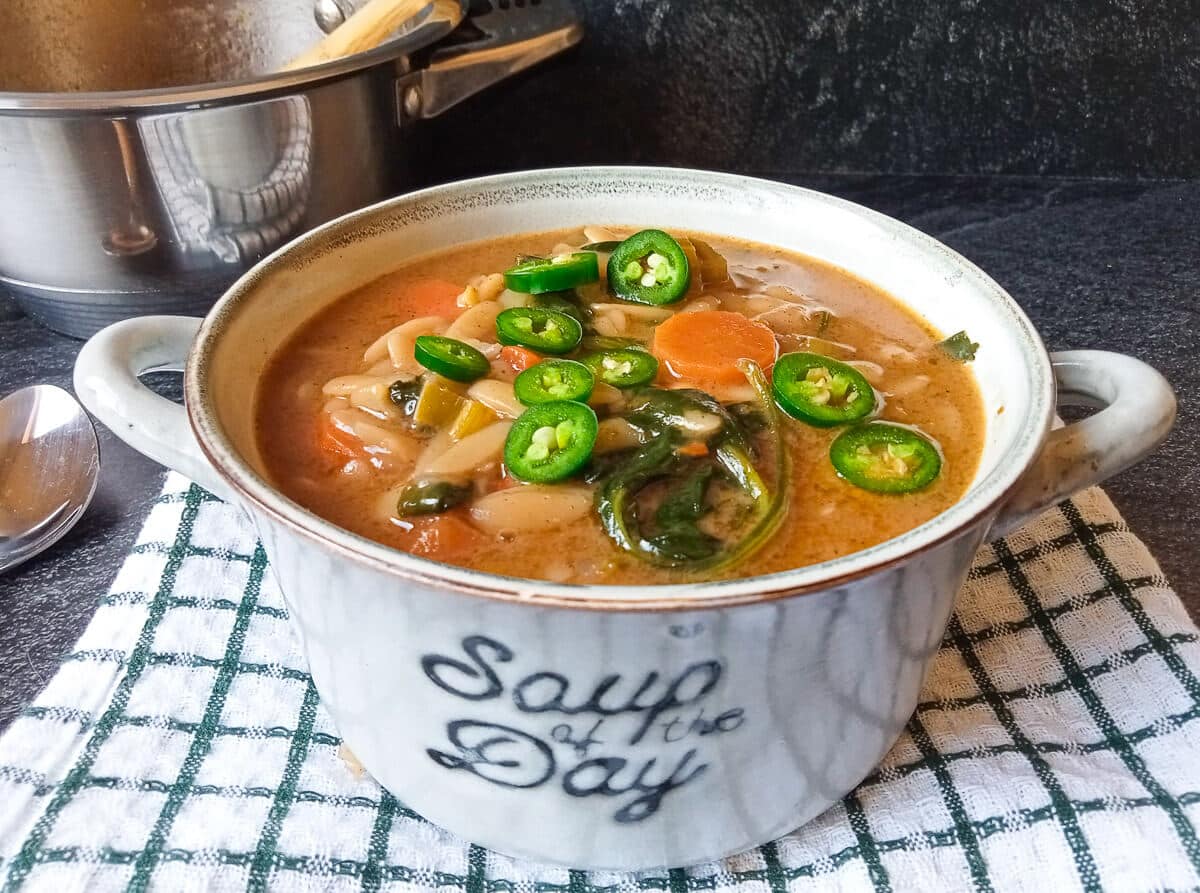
[{"xmin": 0, "ymin": 0, "xmax": 581, "ymax": 337}]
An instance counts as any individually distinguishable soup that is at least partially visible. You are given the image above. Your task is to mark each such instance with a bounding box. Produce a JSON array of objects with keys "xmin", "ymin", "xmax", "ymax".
[{"xmin": 256, "ymin": 226, "xmax": 985, "ymax": 584}]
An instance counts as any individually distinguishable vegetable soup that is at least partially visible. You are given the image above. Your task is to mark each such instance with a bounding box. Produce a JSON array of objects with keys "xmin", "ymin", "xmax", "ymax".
[{"xmin": 256, "ymin": 227, "xmax": 986, "ymax": 584}]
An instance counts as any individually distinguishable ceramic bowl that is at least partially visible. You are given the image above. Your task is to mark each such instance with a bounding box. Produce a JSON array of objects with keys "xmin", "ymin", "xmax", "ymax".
[{"xmin": 74, "ymin": 167, "xmax": 1175, "ymax": 870}]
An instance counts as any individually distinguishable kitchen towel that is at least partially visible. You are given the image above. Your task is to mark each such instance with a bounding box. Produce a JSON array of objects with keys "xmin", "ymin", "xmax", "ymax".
[{"xmin": 1, "ymin": 473, "xmax": 1198, "ymax": 892}]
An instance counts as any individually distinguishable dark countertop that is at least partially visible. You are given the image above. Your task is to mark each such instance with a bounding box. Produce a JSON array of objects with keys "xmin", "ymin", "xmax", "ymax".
[{"xmin": 1, "ymin": 172, "xmax": 1196, "ymax": 733}]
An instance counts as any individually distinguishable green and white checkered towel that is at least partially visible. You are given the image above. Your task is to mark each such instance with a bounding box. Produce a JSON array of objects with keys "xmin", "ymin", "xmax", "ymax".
[{"xmin": 1, "ymin": 473, "xmax": 1198, "ymax": 892}]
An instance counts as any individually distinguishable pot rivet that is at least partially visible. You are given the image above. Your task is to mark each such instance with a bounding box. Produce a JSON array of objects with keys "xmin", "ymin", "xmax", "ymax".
[
  {"xmin": 403, "ymin": 85, "xmax": 423, "ymax": 118},
  {"xmin": 313, "ymin": 0, "xmax": 353, "ymax": 34}
]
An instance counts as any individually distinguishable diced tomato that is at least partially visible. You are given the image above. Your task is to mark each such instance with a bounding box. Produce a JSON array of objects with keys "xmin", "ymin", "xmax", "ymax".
[
  {"xmin": 316, "ymin": 414, "xmax": 362, "ymax": 461},
  {"xmin": 403, "ymin": 512, "xmax": 481, "ymax": 560},
  {"xmin": 500, "ymin": 345, "xmax": 541, "ymax": 372}
]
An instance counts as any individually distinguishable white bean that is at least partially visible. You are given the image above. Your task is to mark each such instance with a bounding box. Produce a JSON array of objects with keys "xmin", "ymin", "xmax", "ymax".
[
  {"xmin": 322, "ymin": 374, "xmax": 392, "ymax": 396},
  {"xmin": 752, "ymin": 303, "xmax": 812, "ymax": 335},
  {"xmin": 470, "ymin": 485, "xmax": 594, "ymax": 535},
  {"xmin": 710, "ymin": 383, "xmax": 758, "ymax": 403},
  {"xmin": 366, "ymin": 358, "xmax": 397, "ymax": 377},
  {"xmin": 328, "ymin": 409, "xmax": 420, "ymax": 467},
  {"xmin": 595, "ymin": 308, "xmax": 628, "ymax": 335},
  {"xmin": 877, "ymin": 343, "xmax": 921, "ymax": 365},
  {"xmin": 467, "ymin": 379, "xmax": 524, "ymax": 418},
  {"xmin": 887, "ymin": 374, "xmax": 932, "ymax": 399},
  {"xmin": 594, "ymin": 417, "xmax": 646, "ymax": 454},
  {"xmin": 500, "ymin": 289, "xmax": 533, "ymax": 309},
  {"xmin": 463, "ymin": 338, "xmax": 502, "ymax": 360},
  {"xmin": 388, "ymin": 317, "xmax": 449, "ymax": 374},
  {"xmin": 349, "ymin": 381, "xmax": 394, "ymax": 417},
  {"xmin": 678, "ymin": 297, "xmax": 722, "ymax": 314},
  {"xmin": 590, "ymin": 303, "xmax": 675, "ymax": 323},
  {"xmin": 588, "ymin": 382, "xmax": 626, "ymax": 410},
  {"xmin": 796, "ymin": 335, "xmax": 857, "ymax": 357},
  {"xmin": 363, "ymin": 316, "xmax": 446, "ymax": 364},
  {"xmin": 474, "ymin": 273, "xmax": 506, "ymax": 303},
  {"xmin": 419, "ymin": 421, "xmax": 512, "ymax": 476},
  {"xmin": 679, "ymin": 409, "xmax": 724, "ymax": 437},
  {"xmin": 762, "ymin": 284, "xmax": 807, "ymax": 302},
  {"xmin": 583, "ymin": 225, "xmax": 623, "ymax": 244},
  {"xmin": 592, "ymin": 316, "xmax": 620, "ymax": 337},
  {"xmin": 846, "ymin": 360, "xmax": 885, "ymax": 383},
  {"xmin": 663, "ymin": 380, "xmax": 756, "ymax": 404},
  {"xmin": 446, "ymin": 300, "xmax": 503, "ymax": 341}
]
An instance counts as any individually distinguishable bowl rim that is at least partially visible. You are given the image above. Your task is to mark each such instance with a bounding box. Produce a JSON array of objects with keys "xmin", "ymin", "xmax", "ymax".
[{"xmin": 186, "ymin": 165, "xmax": 1055, "ymax": 612}]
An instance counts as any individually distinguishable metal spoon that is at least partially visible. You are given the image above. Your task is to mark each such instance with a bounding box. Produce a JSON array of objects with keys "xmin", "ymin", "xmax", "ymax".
[{"xmin": 0, "ymin": 385, "xmax": 100, "ymax": 574}]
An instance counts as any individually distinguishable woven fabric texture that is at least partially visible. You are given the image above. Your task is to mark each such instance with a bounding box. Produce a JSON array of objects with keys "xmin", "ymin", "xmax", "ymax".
[{"xmin": 1, "ymin": 473, "xmax": 1198, "ymax": 892}]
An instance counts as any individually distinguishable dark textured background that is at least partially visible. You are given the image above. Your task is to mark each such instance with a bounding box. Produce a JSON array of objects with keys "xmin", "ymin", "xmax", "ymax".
[
  {"xmin": 1, "ymin": 0, "xmax": 1198, "ymax": 730},
  {"xmin": 418, "ymin": 0, "xmax": 1200, "ymax": 178}
]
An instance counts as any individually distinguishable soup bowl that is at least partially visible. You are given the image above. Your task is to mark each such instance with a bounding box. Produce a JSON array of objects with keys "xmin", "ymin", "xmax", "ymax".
[{"xmin": 73, "ymin": 167, "xmax": 1175, "ymax": 870}]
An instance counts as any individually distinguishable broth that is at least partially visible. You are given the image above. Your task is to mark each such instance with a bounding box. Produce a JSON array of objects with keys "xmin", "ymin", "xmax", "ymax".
[{"xmin": 256, "ymin": 227, "xmax": 985, "ymax": 585}]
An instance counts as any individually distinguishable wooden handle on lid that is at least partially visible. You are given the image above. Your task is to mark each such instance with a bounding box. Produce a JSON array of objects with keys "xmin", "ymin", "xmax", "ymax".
[{"xmin": 283, "ymin": 0, "xmax": 463, "ymax": 72}]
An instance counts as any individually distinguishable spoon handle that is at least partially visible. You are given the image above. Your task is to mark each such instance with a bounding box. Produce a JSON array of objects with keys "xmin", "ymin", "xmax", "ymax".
[{"xmin": 282, "ymin": 0, "xmax": 464, "ymax": 72}]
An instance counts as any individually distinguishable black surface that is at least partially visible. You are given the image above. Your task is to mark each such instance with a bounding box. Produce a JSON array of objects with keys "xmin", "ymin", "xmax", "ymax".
[
  {"xmin": 0, "ymin": 173, "xmax": 1196, "ymax": 734},
  {"xmin": 418, "ymin": 1, "xmax": 1200, "ymax": 178}
]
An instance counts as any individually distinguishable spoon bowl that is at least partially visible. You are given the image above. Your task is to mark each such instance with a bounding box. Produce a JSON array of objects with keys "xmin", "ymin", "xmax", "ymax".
[{"xmin": 0, "ymin": 385, "xmax": 99, "ymax": 573}]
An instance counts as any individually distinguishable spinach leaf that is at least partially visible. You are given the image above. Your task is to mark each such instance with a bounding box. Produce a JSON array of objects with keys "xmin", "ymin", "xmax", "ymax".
[
  {"xmin": 624, "ymin": 387, "xmax": 749, "ymax": 453},
  {"xmin": 655, "ymin": 466, "xmax": 714, "ymax": 528},
  {"xmin": 389, "ymin": 379, "xmax": 423, "ymax": 418},
  {"xmin": 534, "ymin": 290, "xmax": 591, "ymax": 325},
  {"xmin": 939, "ymin": 330, "xmax": 979, "ymax": 362},
  {"xmin": 727, "ymin": 402, "xmax": 767, "ymax": 442},
  {"xmin": 592, "ymin": 362, "xmax": 789, "ymax": 571},
  {"xmin": 396, "ymin": 480, "xmax": 472, "ymax": 516},
  {"xmin": 579, "ymin": 335, "xmax": 646, "ymax": 352},
  {"xmin": 648, "ymin": 467, "xmax": 721, "ymax": 562}
]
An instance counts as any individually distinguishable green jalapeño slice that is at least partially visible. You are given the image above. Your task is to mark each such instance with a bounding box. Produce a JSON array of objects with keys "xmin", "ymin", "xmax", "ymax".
[
  {"xmin": 772, "ymin": 352, "xmax": 876, "ymax": 427},
  {"xmin": 514, "ymin": 359, "xmax": 595, "ymax": 405},
  {"xmin": 580, "ymin": 348, "xmax": 659, "ymax": 389},
  {"xmin": 396, "ymin": 479, "xmax": 472, "ymax": 516},
  {"xmin": 495, "ymin": 307, "xmax": 583, "ymax": 355},
  {"xmin": 503, "ymin": 252, "xmax": 600, "ymax": 294},
  {"xmin": 607, "ymin": 229, "xmax": 691, "ymax": 305},
  {"xmin": 413, "ymin": 335, "xmax": 490, "ymax": 382},
  {"xmin": 504, "ymin": 401, "xmax": 599, "ymax": 483},
  {"xmin": 830, "ymin": 422, "xmax": 943, "ymax": 493}
]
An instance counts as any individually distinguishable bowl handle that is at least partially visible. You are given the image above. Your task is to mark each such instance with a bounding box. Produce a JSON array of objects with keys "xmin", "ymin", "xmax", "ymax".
[
  {"xmin": 989, "ymin": 349, "xmax": 1175, "ymax": 539},
  {"xmin": 74, "ymin": 316, "xmax": 236, "ymax": 503}
]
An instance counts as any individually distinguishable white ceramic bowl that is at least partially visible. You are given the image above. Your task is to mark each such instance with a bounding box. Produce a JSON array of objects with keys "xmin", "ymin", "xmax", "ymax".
[{"xmin": 74, "ymin": 168, "xmax": 1175, "ymax": 869}]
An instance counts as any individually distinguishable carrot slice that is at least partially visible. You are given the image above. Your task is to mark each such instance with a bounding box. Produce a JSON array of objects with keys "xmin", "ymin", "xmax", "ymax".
[
  {"xmin": 675, "ymin": 441, "xmax": 710, "ymax": 457},
  {"xmin": 316, "ymin": 413, "xmax": 362, "ymax": 461},
  {"xmin": 500, "ymin": 345, "xmax": 541, "ymax": 372},
  {"xmin": 398, "ymin": 278, "xmax": 464, "ymax": 322},
  {"xmin": 405, "ymin": 512, "xmax": 481, "ymax": 560},
  {"xmin": 653, "ymin": 310, "xmax": 778, "ymax": 386}
]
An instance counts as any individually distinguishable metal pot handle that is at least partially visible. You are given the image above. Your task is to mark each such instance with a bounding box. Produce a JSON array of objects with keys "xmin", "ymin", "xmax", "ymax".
[
  {"xmin": 74, "ymin": 316, "xmax": 236, "ymax": 502},
  {"xmin": 396, "ymin": 0, "xmax": 583, "ymax": 120},
  {"xmin": 989, "ymin": 350, "xmax": 1175, "ymax": 539}
]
